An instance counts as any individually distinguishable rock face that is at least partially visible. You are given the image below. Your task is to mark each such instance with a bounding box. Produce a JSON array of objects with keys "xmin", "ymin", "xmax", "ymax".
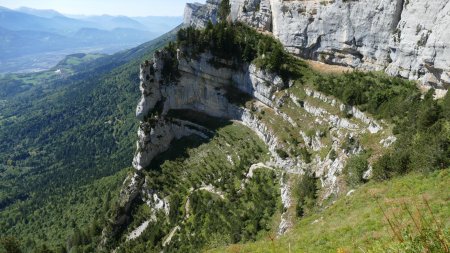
[
  {"xmin": 386, "ymin": 1, "xmax": 450, "ymax": 88},
  {"xmin": 104, "ymin": 38, "xmax": 394, "ymax": 247},
  {"xmin": 185, "ymin": 0, "xmax": 450, "ymax": 90},
  {"xmin": 104, "ymin": 2, "xmax": 423, "ymax": 246},
  {"xmin": 132, "ymin": 42, "xmax": 389, "ymax": 196},
  {"xmin": 133, "ymin": 50, "xmax": 286, "ymax": 170}
]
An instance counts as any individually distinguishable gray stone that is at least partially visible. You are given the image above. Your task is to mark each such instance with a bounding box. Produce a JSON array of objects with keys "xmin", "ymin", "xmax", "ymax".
[{"xmin": 185, "ymin": 0, "xmax": 450, "ymax": 90}]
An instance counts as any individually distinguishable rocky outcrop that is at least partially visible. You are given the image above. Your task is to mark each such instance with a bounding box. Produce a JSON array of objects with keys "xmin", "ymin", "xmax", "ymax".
[
  {"xmin": 184, "ymin": 1, "xmax": 219, "ymax": 29},
  {"xmin": 101, "ymin": 172, "xmax": 144, "ymax": 247},
  {"xmin": 132, "ymin": 46, "xmax": 385, "ymax": 200},
  {"xmin": 132, "ymin": 118, "xmax": 212, "ymax": 170},
  {"xmin": 386, "ymin": 1, "xmax": 450, "ymax": 89},
  {"xmin": 304, "ymin": 88, "xmax": 382, "ymax": 134},
  {"xmin": 133, "ymin": 50, "xmax": 286, "ymax": 170},
  {"xmin": 185, "ymin": 0, "xmax": 450, "ymax": 90},
  {"xmin": 113, "ymin": 33, "xmax": 392, "ymax": 245}
]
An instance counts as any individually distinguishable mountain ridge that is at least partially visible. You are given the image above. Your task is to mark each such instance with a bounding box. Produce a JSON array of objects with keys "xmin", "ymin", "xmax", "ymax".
[
  {"xmin": 0, "ymin": 7, "xmax": 183, "ymax": 73},
  {"xmin": 0, "ymin": 1, "xmax": 448, "ymax": 252},
  {"xmin": 16, "ymin": 7, "xmax": 65, "ymax": 18},
  {"xmin": 102, "ymin": 2, "xmax": 449, "ymax": 251}
]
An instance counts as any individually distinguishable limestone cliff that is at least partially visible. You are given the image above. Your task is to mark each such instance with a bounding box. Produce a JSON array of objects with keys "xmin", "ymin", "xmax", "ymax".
[
  {"xmin": 133, "ymin": 49, "xmax": 285, "ymax": 171},
  {"xmin": 103, "ymin": 1, "xmax": 448, "ymax": 249},
  {"xmin": 105, "ymin": 42, "xmax": 393, "ymax": 247},
  {"xmin": 185, "ymin": 0, "xmax": 450, "ymax": 90}
]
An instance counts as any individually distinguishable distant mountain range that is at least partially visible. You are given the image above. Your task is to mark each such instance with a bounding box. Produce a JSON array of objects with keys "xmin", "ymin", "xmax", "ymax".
[
  {"xmin": 16, "ymin": 7, "xmax": 65, "ymax": 18},
  {"xmin": 0, "ymin": 6, "xmax": 182, "ymax": 73}
]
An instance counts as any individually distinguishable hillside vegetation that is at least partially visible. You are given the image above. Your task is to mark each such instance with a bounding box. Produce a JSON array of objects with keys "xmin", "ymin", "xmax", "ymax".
[
  {"xmin": 111, "ymin": 123, "xmax": 280, "ymax": 252},
  {"xmin": 1, "ymin": 12, "xmax": 449, "ymax": 253},
  {"xmin": 148, "ymin": 21, "xmax": 450, "ymax": 252},
  {"xmin": 208, "ymin": 169, "xmax": 450, "ymax": 253},
  {"xmin": 0, "ymin": 29, "xmax": 177, "ymax": 251},
  {"xmin": 178, "ymin": 21, "xmax": 450, "ymax": 178}
]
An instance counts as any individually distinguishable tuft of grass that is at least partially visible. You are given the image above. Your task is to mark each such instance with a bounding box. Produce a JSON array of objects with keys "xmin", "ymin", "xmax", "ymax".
[{"xmin": 374, "ymin": 196, "xmax": 449, "ymax": 252}]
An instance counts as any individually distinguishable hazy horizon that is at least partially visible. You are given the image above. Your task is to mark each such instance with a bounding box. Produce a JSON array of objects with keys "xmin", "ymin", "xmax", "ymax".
[{"xmin": 0, "ymin": 0, "xmax": 206, "ymax": 17}]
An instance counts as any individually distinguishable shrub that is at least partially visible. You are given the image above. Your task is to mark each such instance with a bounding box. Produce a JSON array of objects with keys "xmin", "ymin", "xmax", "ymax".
[
  {"xmin": 276, "ymin": 148, "xmax": 289, "ymax": 159},
  {"xmin": 442, "ymin": 90, "xmax": 450, "ymax": 120},
  {"xmin": 329, "ymin": 149, "xmax": 337, "ymax": 161},
  {"xmin": 300, "ymin": 147, "xmax": 312, "ymax": 164},
  {"xmin": 372, "ymin": 153, "xmax": 395, "ymax": 181},
  {"xmin": 343, "ymin": 153, "xmax": 368, "ymax": 187},
  {"xmin": 296, "ymin": 173, "xmax": 318, "ymax": 217}
]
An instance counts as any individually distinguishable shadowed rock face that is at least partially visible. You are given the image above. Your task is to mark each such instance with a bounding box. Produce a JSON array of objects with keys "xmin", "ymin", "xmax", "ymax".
[
  {"xmin": 133, "ymin": 49, "xmax": 286, "ymax": 170},
  {"xmin": 131, "ymin": 47, "xmax": 384, "ymax": 198},
  {"xmin": 185, "ymin": 0, "xmax": 450, "ymax": 90}
]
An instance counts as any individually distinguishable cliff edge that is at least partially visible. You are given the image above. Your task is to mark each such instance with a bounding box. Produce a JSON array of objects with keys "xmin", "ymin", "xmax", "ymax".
[{"xmin": 185, "ymin": 0, "xmax": 450, "ymax": 91}]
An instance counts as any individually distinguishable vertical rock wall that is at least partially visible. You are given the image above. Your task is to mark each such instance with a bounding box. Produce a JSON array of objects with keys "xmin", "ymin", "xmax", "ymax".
[{"xmin": 185, "ymin": 0, "xmax": 450, "ymax": 90}]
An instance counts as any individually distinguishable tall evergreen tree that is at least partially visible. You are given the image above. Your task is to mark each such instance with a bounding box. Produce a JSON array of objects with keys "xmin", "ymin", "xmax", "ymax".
[{"xmin": 218, "ymin": 0, "xmax": 231, "ymax": 21}]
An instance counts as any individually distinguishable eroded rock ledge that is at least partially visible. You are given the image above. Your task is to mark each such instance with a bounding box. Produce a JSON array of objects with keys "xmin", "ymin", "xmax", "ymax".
[
  {"xmin": 133, "ymin": 49, "xmax": 285, "ymax": 171},
  {"xmin": 113, "ymin": 44, "xmax": 387, "ymax": 239}
]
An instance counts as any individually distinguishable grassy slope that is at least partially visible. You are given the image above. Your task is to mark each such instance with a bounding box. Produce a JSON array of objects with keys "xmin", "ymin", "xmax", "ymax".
[{"xmin": 208, "ymin": 169, "xmax": 450, "ymax": 253}]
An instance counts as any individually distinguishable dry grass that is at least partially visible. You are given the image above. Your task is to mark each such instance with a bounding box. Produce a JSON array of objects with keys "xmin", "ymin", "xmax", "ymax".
[
  {"xmin": 305, "ymin": 59, "xmax": 354, "ymax": 74},
  {"xmin": 377, "ymin": 196, "xmax": 449, "ymax": 252}
]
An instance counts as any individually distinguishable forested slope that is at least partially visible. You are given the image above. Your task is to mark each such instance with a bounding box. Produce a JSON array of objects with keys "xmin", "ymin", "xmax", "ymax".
[{"xmin": 0, "ymin": 28, "xmax": 177, "ymax": 250}]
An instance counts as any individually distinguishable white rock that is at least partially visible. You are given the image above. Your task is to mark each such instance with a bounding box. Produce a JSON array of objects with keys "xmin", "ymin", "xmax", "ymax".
[
  {"xmin": 278, "ymin": 173, "xmax": 292, "ymax": 235},
  {"xmin": 346, "ymin": 189, "xmax": 355, "ymax": 196},
  {"xmin": 363, "ymin": 165, "xmax": 373, "ymax": 180},
  {"xmin": 127, "ymin": 220, "xmax": 150, "ymax": 241},
  {"xmin": 380, "ymin": 136, "xmax": 397, "ymax": 147},
  {"xmin": 185, "ymin": 0, "xmax": 450, "ymax": 90}
]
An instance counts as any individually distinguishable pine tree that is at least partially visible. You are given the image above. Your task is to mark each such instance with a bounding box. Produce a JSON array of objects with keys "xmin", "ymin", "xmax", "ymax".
[
  {"xmin": 218, "ymin": 0, "xmax": 231, "ymax": 22},
  {"xmin": 1, "ymin": 237, "xmax": 22, "ymax": 253}
]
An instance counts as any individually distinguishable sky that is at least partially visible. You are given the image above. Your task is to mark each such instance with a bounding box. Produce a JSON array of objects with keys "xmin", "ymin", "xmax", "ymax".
[{"xmin": 0, "ymin": 0, "xmax": 205, "ymax": 16}]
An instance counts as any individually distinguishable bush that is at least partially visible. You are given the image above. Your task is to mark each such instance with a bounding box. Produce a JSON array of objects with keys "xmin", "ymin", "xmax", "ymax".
[
  {"xmin": 329, "ymin": 149, "xmax": 337, "ymax": 161},
  {"xmin": 442, "ymin": 90, "xmax": 450, "ymax": 120},
  {"xmin": 299, "ymin": 147, "xmax": 312, "ymax": 164},
  {"xmin": 343, "ymin": 153, "xmax": 368, "ymax": 187},
  {"xmin": 276, "ymin": 148, "xmax": 289, "ymax": 159},
  {"xmin": 296, "ymin": 173, "xmax": 318, "ymax": 217},
  {"xmin": 372, "ymin": 153, "xmax": 395, "ymax": 181}
]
